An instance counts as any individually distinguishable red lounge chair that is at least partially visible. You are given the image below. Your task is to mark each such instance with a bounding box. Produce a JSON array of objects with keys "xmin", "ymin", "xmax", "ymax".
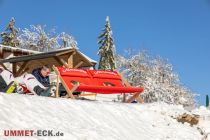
[{"xmin": 53, "ymin": 66, "xmax": 144, "ymax": 103}]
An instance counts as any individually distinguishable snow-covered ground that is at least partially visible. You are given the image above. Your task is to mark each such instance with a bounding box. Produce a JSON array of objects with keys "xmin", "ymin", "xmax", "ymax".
[{"xmin": 0, "ymin": 93, "xmax": 210, "ymax": 140}]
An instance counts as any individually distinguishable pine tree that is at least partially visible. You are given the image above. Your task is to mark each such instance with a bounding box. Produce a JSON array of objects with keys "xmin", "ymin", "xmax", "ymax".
[
  {"xmin": 0, "ymin": 17, "xmax": 19, "ymax": 47},
  {"xmin": 98, "ymin": 16, "xmax": 116, "ymax": 70}
]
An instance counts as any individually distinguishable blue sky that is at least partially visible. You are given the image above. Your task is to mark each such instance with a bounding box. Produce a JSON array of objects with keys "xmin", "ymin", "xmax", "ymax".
[{"xmin": 0, "ymin": 0, "xmax": 209, "ymax": 105}]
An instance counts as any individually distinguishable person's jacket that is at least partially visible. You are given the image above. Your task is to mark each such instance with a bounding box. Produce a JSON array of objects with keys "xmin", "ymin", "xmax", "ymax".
[{"xmin": 32, "ymin": 68, "xmax": 50, "ymax": 87}]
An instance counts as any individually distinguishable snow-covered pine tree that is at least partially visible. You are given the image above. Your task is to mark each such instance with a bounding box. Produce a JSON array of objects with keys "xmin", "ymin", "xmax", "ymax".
[
  {"xmin": 60, "ymin": 32, "xmax": 77, "ymax": 49},
  {"xmin": 17, "ymin": 25, "xmax": 57, "ymax": 51},
  {"xmin": 116, "ymin": 49, "xmax": 196, "ymax": 107},
  {"xmin": 18, "ymin": 25, "xmax": 77, "ymax": 52},
  {"xmin": 98, "ymin": 16, "xmax": 116, "ymax": 70},
  {"xmin": 0, "ymin": 17, "xmax": 20, "ymax": 47}
]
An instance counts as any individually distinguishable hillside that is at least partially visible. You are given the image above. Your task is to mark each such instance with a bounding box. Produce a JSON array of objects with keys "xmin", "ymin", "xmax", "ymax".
[{"xmin": 0, "ymin": 93, "xmax": 210, "ymax": 140}]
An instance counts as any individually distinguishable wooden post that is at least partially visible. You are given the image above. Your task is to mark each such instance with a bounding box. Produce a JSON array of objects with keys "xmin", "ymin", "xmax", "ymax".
[
  {"xmin": 68, "ymin": 53, "xmax": 74, "ymax": 68},
  {"xmin": 54, "ymin": 56, "xmax": 69, "ymax": 68},
  {"xmin": 60, "ymin": 58, "xmax": 69, "ymax": 68},
  {"xmin": 16, "ymin": 61, "xmax": 29, "ymax": 76},
  {"xmin": 13, "ymin": 63, "xmax": 17, "ymax": 76},
  {"xmin": 53, "ymin": 56, "xmax": 63, "ymax": 66},
  {"xmin": 122, "ymin": 94, "xmax": 126, "ymax": 103},
  {"xmin": 0, "ymin": 48, "xmax": 3, "ymax": 59}
]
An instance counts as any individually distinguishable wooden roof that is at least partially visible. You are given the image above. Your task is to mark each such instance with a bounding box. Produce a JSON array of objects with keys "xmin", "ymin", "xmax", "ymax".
[{"xmin": 0, "ymin": 47, "xmax": 97, "ymax": 76}]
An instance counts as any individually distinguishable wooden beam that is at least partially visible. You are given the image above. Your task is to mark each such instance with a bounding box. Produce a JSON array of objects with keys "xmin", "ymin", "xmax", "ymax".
[
  {"xmin": 14, "ymin": 52, "xmax": 19, "ymax": 56},
  {"xmin": 60, "ymin": 58, "xmax": 69, "ymax": 68},
  {"xmin": 55, "ymin": 50, "xmax": 74, "ymax": 56},
  {"xmin": 53, "ymin": 56, "xmax": 63, "ymax": 66},
  {"xmin": 74, "ymin": 61, "xmax": 84, "ymax": 68},
  {"xmin": 68, "ymin": 52, "xmax": 76, "ymax": 68},
  {"xmin": 16, "ymin": 61, "xmax": 29, "ymax": 76},
  {"xmin": 13, "ymin": 63, "xmax": 17, "ymax": 76},
  {"xmin": 0, "ymin": 63, "xmax": 8, "ymax": 70},
  {"xmin": 52, "ymin": 65, "xmax": 75, "ymax": 99},
  {"xmin": 54, "ymin": 56, "xmax": 69, "ymax": 68},
  {"xmin": 68, "ymin": 55, "xmax": 73, "ymax": 68},
  {"xmin": 0, "ymin": 48, "xmax": 3, "ymax": 58}
]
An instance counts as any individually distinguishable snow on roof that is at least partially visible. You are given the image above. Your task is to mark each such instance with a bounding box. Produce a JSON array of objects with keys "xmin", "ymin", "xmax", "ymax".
[
  {"xmin": 0, "ymin": 44, "xmax": 40, "ymax": 54},
  {"xmin": 0, "ymin": 45, "xmax": 97, "ymax": 64},
  {"xmin": 77, "ymin": 51, "xmax": 97, "ymax": 64}
]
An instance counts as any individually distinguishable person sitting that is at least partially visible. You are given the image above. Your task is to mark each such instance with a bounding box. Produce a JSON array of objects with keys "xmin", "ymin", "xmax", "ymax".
[
  {"xmin": 32, "ymin": 65, "xmax": 50, "ymax": 87},
  {"xmin": 31, "ymin": 65, "xmax": 79, "ymax": 97},
  {"xmin": 0, "ymin": 66, "xmax": 52, "ymax": 97}
]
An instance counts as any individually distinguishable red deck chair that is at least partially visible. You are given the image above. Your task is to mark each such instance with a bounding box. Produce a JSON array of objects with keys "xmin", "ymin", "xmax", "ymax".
[
  {"xmin": 88, "ymin": 70, "xmax": 143, "ymax": 93},
  {"xmin": 53, "ymin": 66, "xmax": 144, "ymax": 103}
]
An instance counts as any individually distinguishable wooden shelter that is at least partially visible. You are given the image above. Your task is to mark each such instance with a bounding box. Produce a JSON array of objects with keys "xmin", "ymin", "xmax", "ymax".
[
  {"xmin": 0, "ymin": 44, "xmax": 39, "ymax": 70},
  {"xmin": 0, "ymin": 47, "xmax": 97, "ymax": 76}
]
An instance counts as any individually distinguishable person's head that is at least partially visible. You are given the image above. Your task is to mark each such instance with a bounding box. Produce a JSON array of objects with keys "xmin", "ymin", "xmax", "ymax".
[{"xmin": 40, "ymin": 65, "xmax": 51, "ymax": 77}]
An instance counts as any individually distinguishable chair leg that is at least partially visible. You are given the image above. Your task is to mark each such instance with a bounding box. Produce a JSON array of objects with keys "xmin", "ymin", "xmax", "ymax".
[
  {"xmin": 136, "ymin": 96, "xmax": 144, "ymax": 103},
  {"xmin": 55, "ymin": 75, "xmax": 59, "ymax": 98},
  {"xmin": 67, "ymin": 84, "xmax": 79, "ymax": 99},
  {"xmin": 125, "ymin": 92, "xmax": 141, "ymax": 103},
  {"xmin": 122, "ymin": 94, "xmax": 126, "ymax": 102}
]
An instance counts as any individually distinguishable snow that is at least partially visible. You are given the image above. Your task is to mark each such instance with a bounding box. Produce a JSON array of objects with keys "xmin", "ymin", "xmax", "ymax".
[
  {"xmin": 0, "ymin": 44, "xmax": 40, "ymax": 54},
  {"xmin": 0, "ymin": 93, "xmax": 210, "ymax": 140}
]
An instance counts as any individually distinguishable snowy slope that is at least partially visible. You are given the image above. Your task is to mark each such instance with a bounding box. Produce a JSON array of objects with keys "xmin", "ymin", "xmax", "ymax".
[{"xmin": 0, "ymin": 93, "xmax": 210, "ymax": 140}]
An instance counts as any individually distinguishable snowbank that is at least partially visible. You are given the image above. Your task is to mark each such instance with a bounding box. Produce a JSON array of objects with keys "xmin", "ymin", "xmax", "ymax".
[{"xmin": 0, "ymin": 93, "xmax": 210, "ymax": 140}]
